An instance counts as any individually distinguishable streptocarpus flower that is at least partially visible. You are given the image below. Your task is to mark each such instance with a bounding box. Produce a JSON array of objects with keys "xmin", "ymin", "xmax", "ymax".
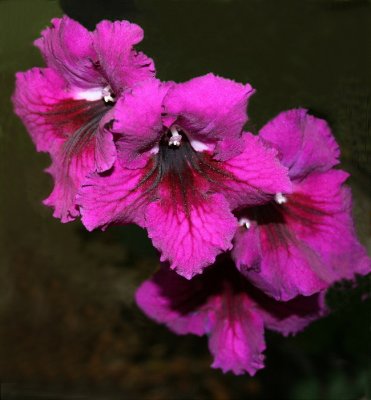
[
  {"xmin": 232, "ymin": 109, "xmax": 371, "ymax": 301},
  {"xmin": 77, "ymin": 76, "xmax": 292, "ymax": 279},
  {"xmin": 13, "ymin": 16, "xmax": 155, "ymax": 222},
  {"xmin": 135, "ymin": 256, "xmax": 326, "ymax": 375}
]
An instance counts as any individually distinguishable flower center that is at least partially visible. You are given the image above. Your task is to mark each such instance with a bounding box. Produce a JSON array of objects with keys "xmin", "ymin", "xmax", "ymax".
[{"xmin": 134, "ymin": 127, "xmax": 232, "ymax": 216}]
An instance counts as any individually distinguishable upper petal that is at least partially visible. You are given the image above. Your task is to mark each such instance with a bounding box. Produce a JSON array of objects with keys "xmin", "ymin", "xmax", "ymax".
[
  {"xmin": 220, "ymin": 133, "xmax": 292, "ymax": 209},
  {"xmin": 112, "ymin": 79, "xmax": 171, "ymax": 169},
  {"xmin": 145, "ymin": 193, "xmax": 237, "ymax": 279},
  {"xmin": 163, "ymin": 73, "xmax": 255, "ymax": 160},
  {"xmin": 92, "ymin": 20, "xmax": 155, "ymax": 95},
  {"xmin": 259, "ymin": 109, "xmax": 340, "ymax": 180},
  {"xmin": 34, "ymin": 16, "xmax": 102, "ymax": 90}
]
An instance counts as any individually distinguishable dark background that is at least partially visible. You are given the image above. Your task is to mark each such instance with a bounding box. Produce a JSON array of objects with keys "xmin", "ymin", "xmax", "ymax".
[{"xmin": 0, "ymin": 0, "xmax": 370, "ymax": 398}]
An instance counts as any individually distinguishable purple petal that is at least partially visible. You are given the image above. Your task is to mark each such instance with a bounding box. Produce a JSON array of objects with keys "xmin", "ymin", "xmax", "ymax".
[
  {"xmin": 34, "ymin": 16, "xmax": 101, "ymax": 90},
  {"xmin": 163, "ymin": 73, "xmax": 255, "ymax": 160},
  {"xmin": 92, "ymin": 20, "xmax": 155, "ymax": 95},
  {"xmin": 221, "ymin": 133, "xmax": 292, "ymax": 209},
  {"xmin": 260, "ymin": 109, "xmax": 340, "ymax": 179},
  {"xmin": 145, "ymin": 193, "xmax": 237, "ymax": 279},
  {"xmin": 112, "ymin": 79, "xmax": 171, "ymax": 169}
]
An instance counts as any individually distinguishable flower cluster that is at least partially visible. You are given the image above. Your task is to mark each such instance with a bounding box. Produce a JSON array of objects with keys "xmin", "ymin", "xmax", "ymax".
[{"xmin": 13, "ymin": 16, "xmax": 370, "ymax": 375}]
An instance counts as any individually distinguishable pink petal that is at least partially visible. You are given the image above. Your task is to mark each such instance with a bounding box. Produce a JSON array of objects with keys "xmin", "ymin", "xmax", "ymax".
[
  {"xmin": 135, "ymin": 264, "xmax": 266, "ymax": 375},
  {"xmin": 259, "ymin": 109, "xmax": 340, "ymax": 179},
  {"xmin": 93, "ymin": 20, "xmax": 155, "ymax": 94},
  {"xmin": 77, "ymin": 159, "xmax": 151, "ymax": 230},
  {"xmin": 43, "ymin": 140, "xmax": 91, "ymax": 222},
  {"xmin": 43, "ymin": 115, "xmax": 116, "ymax": 223},
  {"xmin": 14, "ymin": 67, "xmax": 117, "ymax": 222},
  {"xmin": 13, "ymin": 67, "xmax": 117, "ymax": 172},
  {"xmin": 145, "ymin": 193, "xmax": 237, "ymax": 279},
  {"xmin": 163, "ymin": 73, "xmax": 255, "ymax": 160},
  {"xmin": 221, "ymin": 133, "xmax": 292, "ymax": 209},
  {"xmin": 13, "ymin": 68, "xmax": 73, "ymax": 152},
  {"xmin": 209, "ymin": 293, "xmax": 266, "ymax": 376},
  {"xmin": 34, "ymin": 16, "xmax": 101, "ymax": 89},
  {"xmin": 136, "ymin": 260, "xmax": 327, "ymax": 376}
]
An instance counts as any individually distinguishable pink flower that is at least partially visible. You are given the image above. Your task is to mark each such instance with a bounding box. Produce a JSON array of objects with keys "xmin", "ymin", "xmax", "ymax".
[
  {"xmin": 232, "ymin": 109, "xmax": 371, "ymax": 301},
  {"xmin": 135, "ymin": 256, "xmax": 327, "ymax": 375},
  {"xmin": 13, "ymin": 16, "xmax": 155, "ymax": 222},
  {"xmin": 77, "ymin": 77, "xmax": 292, "ymax": 279}
]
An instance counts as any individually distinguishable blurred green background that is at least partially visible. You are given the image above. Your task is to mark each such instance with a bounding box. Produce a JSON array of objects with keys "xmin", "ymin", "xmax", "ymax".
[{"xmin": 0, "ymin": 0, "xmax": 370, "ymax": 398}]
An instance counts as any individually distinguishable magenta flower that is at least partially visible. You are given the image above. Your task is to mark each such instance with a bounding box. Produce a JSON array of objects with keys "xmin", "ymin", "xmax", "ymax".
[
  {"xmin": 135, "ymin": 256, "xmax": 326, "ymax": 375},
  {"xmin": 77, "ymin": 77, "xmax": 292, "ymax": 279},
  {"xmin": 13, "ymin": 16, "xmax": 155, "ymax": 222},
  {"xmin": 232, "ymin": 109, "xmax": 371, "ymax": 301}
]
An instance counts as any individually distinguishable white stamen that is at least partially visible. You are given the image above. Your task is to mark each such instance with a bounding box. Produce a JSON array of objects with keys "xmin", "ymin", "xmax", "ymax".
[
  {"xmin": 169, "ymin": 126, "xmax": 182, "ymax": 147},
  {"xmin": 102, "ymin": 85, "xmax": 115, "ymax": 103},
  {"xmin": 239, "ymin": 218, "xmax": 251, "ymax": 230},
  {"xmin": 274, "ymin": 192, "xmax": 287, "ymax": 204}
]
